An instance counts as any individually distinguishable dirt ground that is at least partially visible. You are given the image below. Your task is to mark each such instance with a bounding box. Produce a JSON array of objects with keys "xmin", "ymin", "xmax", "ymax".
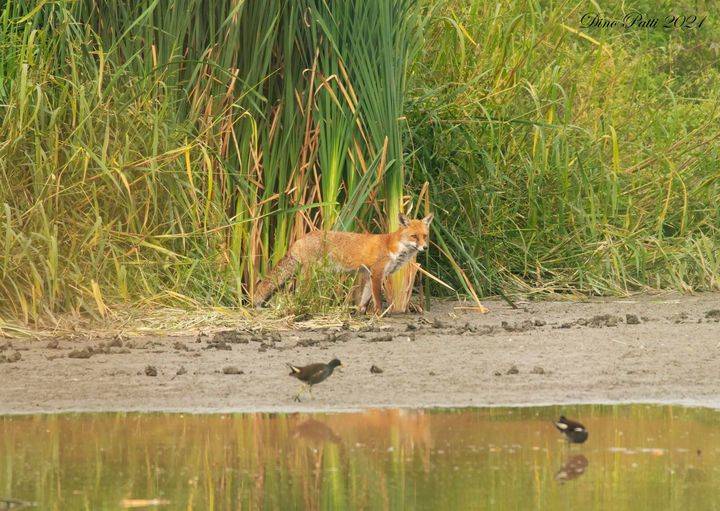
[{"xmin": 1, "ymin": 293, "xmax": 720, "ymax": 414}]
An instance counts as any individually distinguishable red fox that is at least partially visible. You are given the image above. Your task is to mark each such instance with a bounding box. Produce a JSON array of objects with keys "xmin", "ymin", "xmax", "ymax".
[{"xmin": 253, "ymin": 213, "xmax": 434, "ymax": 313}]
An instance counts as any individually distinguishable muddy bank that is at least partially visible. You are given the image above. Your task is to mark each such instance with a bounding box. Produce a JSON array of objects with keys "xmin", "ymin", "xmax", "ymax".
[{"xmin": 1, "ymin": 293, "xmax": 720, "ymax": 414}]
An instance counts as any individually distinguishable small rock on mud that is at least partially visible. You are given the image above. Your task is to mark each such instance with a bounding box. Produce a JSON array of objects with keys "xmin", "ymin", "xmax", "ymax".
[
  {"xmin": 370, "ymin": 365, "xmax": 384, "ymax": 374},
  {"xmin": 46, "ymin": 339, "xmax": 59, "ymax": 349},
  {"xmin": 626, "ymin": 314, "xmax": 641, "ymax": 325},
  {"xmin": 587, "ymin": 314, "xmax": 620, "ymax": 327},
  {"xmin": 454, "ymin": 322, "xmax": 473, "ymax": 334},
  {"xmin": 212, "ymin": 330, "xmax": 250, "ymax": 344},
  {"xmin": 506, "ymin": 365, "xmax": 520, "ymax": 375},
  {"xmin": 173, "ymin": 341, "xmax": 189, "ymax": 351},
  {"xmin": 0, "ymin": 351, "xmax": 21, "ymax": 363},
  {"xmin": 139, "ymin": 340, "xmax": 162, "ymax": 350},
  {"xmin": 176, "ymin": 366, "xmax": 187, "ymax": 376},
  {"xmin": 204, "ymin": 340, "xmax": 232, "ymax": 351},
  {"xmin": 325, "ymin": 332, "xmax": 351, "ymax": 343},
  {"xmin": 367, "ymin": 334, "xmax": 393, "ymax": 343},
  {"xmin": 68, "ymin": 348, "xmax": 92, "ymax": 359},
  {"xmin": 250, "ymin": 332, "xmax": 281, "ymax": 344},
  {"xmin": 530, "ymin": 366, "xmax": 545, "ymax": 375},
  {"xmin": 296, "ymin": 338, "xmax": 320, "ymax": 348},
  {"xmin": 222, "ymin": 366, "xmax": 244, "ymax": 375},
  {"xmin": 669, "ymin": 312, "xmax": 689, "ymax": 324},
  {"xmin": 705, "ymin": 310, "xmax": 720, "ymax": 320},
  {"xmin": 473, "ymin": 325, "xmax": 495, "ymax": 336},
  {"xmin": 502, "ymin": 320, "xmax": 534, "ymax": 332},
  {"xmin": 145, "ymin": 365, "xmax": 158, "ymax": 377}
]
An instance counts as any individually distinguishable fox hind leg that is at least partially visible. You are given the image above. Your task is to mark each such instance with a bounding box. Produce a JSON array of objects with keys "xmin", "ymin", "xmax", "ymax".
[
  {"xmin": 370, "ymin": 269, "xmax": 384, "ymax": 314},
  {"xmin": 253, "ymin": 254, "xmax": 300, "ymax": 307},
  {"xmin": 357, "ymin": 268, "xmax": 373, "ymax": 313},
  {"xmin": 358, "ymin": 278, "xmax": 372, "ymax": 313}
]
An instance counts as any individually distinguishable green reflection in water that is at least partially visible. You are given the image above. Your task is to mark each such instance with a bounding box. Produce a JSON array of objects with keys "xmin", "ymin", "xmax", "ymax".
[{"xmin": 0, "ymin": 405, "xmax": 719, "ymax": 510}]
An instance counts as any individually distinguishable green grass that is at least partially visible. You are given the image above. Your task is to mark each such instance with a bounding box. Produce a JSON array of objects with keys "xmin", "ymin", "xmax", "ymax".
[
  {"xmin": 408, "ymin": 0, "xmax": 720, "ymax": 298},
  {"xmin": 1, "ymin": 0, "xmax": 719, "ymax": 325},
  {"xmin": 271, "ymin": 259, "xmax": 357, "ymax": 318},
  {"xmin": 0, "ymin": 0, "xmax": 419, "ymax": 323}
]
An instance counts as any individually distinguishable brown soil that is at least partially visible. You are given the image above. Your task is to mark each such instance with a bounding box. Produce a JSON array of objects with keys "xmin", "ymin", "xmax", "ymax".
[{"xmin": 2, "ymin": 293, "xmax": 720, "ymax": 414}]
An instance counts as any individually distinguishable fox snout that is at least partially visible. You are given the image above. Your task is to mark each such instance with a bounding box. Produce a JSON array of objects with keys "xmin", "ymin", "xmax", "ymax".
[
  {"xmin": 416, "ymin": 235, "xmax": 429, "ymax": 252},
  {"xmin": 405, "ymin": 237, "xmax": 427, "ymax": 252}
]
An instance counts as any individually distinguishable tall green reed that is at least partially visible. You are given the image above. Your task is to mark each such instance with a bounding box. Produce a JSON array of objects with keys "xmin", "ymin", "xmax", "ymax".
[{"xmin": 0, "ymin": 0, "xmax": 423, "ymax": 323}]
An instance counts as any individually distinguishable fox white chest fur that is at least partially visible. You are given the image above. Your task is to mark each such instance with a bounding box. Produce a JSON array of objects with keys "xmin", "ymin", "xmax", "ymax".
[{"xmin": 384, "ymin": 242, "xmax": 417, "ymax": 276}]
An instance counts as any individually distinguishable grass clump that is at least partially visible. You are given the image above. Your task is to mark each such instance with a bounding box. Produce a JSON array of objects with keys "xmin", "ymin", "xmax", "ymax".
[
  {"xmin": 271, "ymin": 261, "xmax": 357, "ymax": 318},
  {"xmin": 0, "ymin": 0, "xmax": 421, "ymax": 324},
  {"xmin": 408, "ymin": 0, "xmax": 720, "ymax": 298}
]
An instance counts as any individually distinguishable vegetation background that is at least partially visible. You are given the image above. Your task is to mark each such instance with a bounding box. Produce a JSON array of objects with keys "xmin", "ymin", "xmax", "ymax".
[{"xmin": 1, "ymin": 0, "xmax": 718, "ymax": 326}]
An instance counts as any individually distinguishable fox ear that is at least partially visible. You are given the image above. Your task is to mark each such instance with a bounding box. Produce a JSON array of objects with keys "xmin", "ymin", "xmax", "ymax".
[
  {"xmin": 422, "ymin": 213, "xmax": 434, "ymax": 226},
  {"xmin": 398, "ymin": 213, "xmax": 410, "ymax": 227}
]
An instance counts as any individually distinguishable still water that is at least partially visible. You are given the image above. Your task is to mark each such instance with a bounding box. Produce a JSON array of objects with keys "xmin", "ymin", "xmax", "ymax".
[{"xmin": 0, "ymin": 405, "xmax": 718, "ymax": 510}]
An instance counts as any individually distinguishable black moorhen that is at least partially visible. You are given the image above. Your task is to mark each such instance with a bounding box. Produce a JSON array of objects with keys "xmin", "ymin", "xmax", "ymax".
[
  {"xmin": 288, "ymin": 358, "xmax": 342, "ymax": 401},
  {"xmin": 554, "ymin": 415, "xmax": 588, "ymax": 443}
]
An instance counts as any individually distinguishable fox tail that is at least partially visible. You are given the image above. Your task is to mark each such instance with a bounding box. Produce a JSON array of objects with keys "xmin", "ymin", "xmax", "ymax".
[{"xmin": 253, "ymin": 254, "xmax": 300, "ymax": 308}]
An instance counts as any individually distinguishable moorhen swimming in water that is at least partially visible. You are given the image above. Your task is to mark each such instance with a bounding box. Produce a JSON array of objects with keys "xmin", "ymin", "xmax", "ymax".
[
  {"xmin": 554, "ymin": 415, "xmax": 588, "ymax": 443},
  {"xmin": 288, "ymin": 358, "xmax": 343, "ymax": 401}
]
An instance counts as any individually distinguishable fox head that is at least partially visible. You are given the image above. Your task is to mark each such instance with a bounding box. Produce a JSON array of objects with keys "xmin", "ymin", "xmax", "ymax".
[{"xmin": 397, "ymin": 213, "xmax": 434, "ymax": 252}]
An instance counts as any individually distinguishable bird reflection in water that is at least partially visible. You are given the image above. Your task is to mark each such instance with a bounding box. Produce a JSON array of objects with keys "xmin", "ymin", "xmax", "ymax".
[
  {"xmin": 555, "ymin": 454, "xmax": 589, "ymax": 483},
  {"xmin": 290, "ymin": 418, "xmax": 343, "ymax": 497},
  {"xmin": 292, "ymin": 418, "xmax": 341, "ymax": 445}
]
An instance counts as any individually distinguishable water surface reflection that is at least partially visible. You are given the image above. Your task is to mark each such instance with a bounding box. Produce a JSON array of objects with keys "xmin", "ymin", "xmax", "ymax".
[{"xmin": 0, "ymin": 405, "xmax": 718, "ymax": 510}]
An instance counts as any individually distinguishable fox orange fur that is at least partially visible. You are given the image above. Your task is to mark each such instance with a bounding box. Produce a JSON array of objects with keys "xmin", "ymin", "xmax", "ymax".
[{"xmin": 253, "ymin": 213, "xmax": 434, "ymax": 313}]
